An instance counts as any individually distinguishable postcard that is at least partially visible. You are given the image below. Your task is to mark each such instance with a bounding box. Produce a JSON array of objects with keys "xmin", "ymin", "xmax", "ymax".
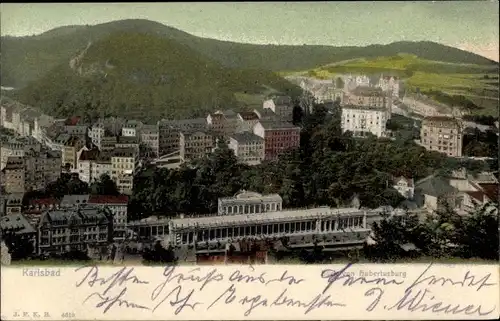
[{"xmin": 0, "ymin": 2, "xmax": 499, "ymax": 321}]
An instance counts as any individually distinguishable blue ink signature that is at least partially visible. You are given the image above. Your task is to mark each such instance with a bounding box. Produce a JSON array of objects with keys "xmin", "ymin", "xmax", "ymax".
[
  {"xmin": 151, "ymin": 285, "xmax": 203, "ymax": 315},
  {"xmin": 75, "ymin": 266, "xmax": 149, "ymax": 296},
  {"xmin": 405, "ymin": 263, "xmax": 496, "ymax": 293},
  {"xmin": 75, "ymin": 266, "xmax": 151, "ymax": 313},
  {"xmin": 387, "ymin": 287, "xmax": 496, "ymax": 316},
  {"xmin": 83, "ymin": 287, "xmax": 150, "ymax": 314},
  {"xmin": 228, "ymin": 266, "xmax": 305, "ymax": 286},
  {"xmin": 151, "ymin": 266, "xmax": 223, "ymax": 296},
  {"xmin": 208, "ymin": 284, "xmax": 345, "ymax": 316},
  {"xmin": 320, "ymin": 263, "xmax": 404, "ymax": 294}
]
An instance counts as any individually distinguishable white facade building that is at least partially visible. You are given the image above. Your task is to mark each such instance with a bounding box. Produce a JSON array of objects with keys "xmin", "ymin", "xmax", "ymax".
[
  {"xmin": 341, "ymin": 106, "xmax": 388, "ymax": 138},
  {"xmin": 218, "ymin": 190, "xmax": 283, "ymax": 215}
]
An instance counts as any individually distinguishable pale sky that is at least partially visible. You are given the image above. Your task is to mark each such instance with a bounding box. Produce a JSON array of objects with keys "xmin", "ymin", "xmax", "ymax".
[{"xmin": 1, "ymin": 2, "xmax": 499, "ymax": 61}]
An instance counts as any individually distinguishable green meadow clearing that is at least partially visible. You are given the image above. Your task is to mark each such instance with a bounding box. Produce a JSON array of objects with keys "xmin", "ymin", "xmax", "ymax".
[{"xmin": 282, "ymin": 54, "xmax": 499, "ymax": 116}]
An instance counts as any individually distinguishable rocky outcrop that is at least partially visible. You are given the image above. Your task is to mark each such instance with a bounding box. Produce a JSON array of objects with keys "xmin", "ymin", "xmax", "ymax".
[{"xmin": 69, "ymin": 41, "xmax": 92, "ymax": 74}]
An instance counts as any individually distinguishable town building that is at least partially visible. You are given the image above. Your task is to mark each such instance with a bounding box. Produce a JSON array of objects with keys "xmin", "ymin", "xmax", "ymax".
[
  {"xmin": 24, "ymin": 149, "xmax": 61, "ymax": 191},
  {"xmin": 37, "ymin": 207, "xmax": 113, "ymax": 255},
  {"xmin": 345, "ymin": 86, "xmax": 391, "ymax": 119},
  {"xmin": 420, "ymin": 116, "xmax": 463, "ymax": 157},
  {"xmin": 88, "ymin": 195, "xmax": 129, "ymax": 240},
  {"xmin": 77, "ymin": 148, "xmax": 100, "ymax": 183},
  {"xmin": 263, "ymin": 95, "xmax": 294, "ymax": 122},
  {"xmin": 116, "ymin": 135, "xmax": 140, "ymax": 152},
  {"xmin": 158, "ymin": 118, "xmax": 207, "ymax": 156},
  {"xmin": 253, "ymin": 120, "xmax": 300, "ymax": 160},
  {"xmin": 228, "ymin": 132, "xmax": 265, "ymax": 165},
  {"xmin": 207, "ymin": 110, "xmax": 238, "ymax": 137},
  {"xmin": 0, "ymin": 136, "xmax": 41, "ymax": 170},
  {"xmin": 179, "ymin": 130, "xmax": 214, "ymax": 163},
  {"xmin": 377, "ymin": 75, "xmax": 400, "ymax": 98},
  {"xmin": 393, "ymin": 176, "xmax": 415, "ymax": 200},
  {"xmin": 414, "ymin": 175, "xmax": 459, "ymax": 212},
  {"xmin": 3, "ymin": 156, "xmax": 25, "ymax": 194},
  {"xmin": 236, "ymin": 111, "xmax": 260, "ymax": 133},
  {"xmin": 341, "ymin": 105, "xmax": 388, "ymax": 138},
  {"xmin": 99, "ymin": 136, "xmax": 118, "ymax": 151},
  {"xmin": 0, "ymin": 213, "xmax": 37, "ymax": 252},
  {"xmin": 4, "ymin": 193, "xmax": 24, "ymax": 216},
  {"xmin": 253, "ymin": 108, "xmax": 277, "ymax": 121},
  {"xmin": 218, "ymin": 190, "xmax": 283, "ymax": 215},
  {"xmin": 111, "ymin": 148, "xmax": 138, "ymax": 195},
  {"xmin": 88, "ymin": 117, "xmax": 125, "ymax": 150},
  {"xmin": 121, "ymin": 120, "xmax": 144, "ymax": 137},
  {"xmin": 62, "ymin": 136, "xmax": 85, "ymax": 171},
  {"xmin": 140, "ymin": 125, "xmax": 159, "ymax": 157}
]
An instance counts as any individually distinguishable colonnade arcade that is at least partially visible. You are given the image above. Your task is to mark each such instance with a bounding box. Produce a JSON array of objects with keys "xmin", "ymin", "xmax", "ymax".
[{"xmin": 172, "ymin": 214, "xmax": 366, "ymax": 245}]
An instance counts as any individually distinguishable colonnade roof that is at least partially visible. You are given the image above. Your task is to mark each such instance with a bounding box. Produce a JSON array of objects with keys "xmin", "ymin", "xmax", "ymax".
[
  {"xmin": 218, "ymin": 190, "xmax": 282, "ymax": 203},
  {"xmin": 171, "ymin": 206, "xmax": 365, "ymax": 228}
]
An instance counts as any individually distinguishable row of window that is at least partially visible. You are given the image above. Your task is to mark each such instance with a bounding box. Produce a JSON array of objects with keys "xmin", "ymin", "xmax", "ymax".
[{"xmin": 222, "ymin": 202, "xmax": 281, "ymax": 214}]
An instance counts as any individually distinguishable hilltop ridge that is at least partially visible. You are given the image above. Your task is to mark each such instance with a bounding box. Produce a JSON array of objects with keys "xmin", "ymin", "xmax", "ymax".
[{"xmin": 1, "ymin": 19, "xmax": 497, "ymax": 88}]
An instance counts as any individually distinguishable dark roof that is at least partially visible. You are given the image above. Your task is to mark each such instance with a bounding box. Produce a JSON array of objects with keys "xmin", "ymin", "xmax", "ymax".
[
  {"xmin": 342, "ymin": 105, "xmax": 386, "ymax": 112},
  {"xmin": 352, "ymin": 86, "xmax": 384, "ymax": 97},
  {"xmin": 30, "ymin": 198, "xmax": 60, "ymax": 207},
  {"xmin": 257, "ymin": 120, "xmax": 300, "ymax": 130},
  {"xmin": 88, "ymin": 195, "xmax": 129, "ymax": 205},
  {"xmin": 60, "ymin": 194, "xmax": 90, "ymax": 207},
  {"xmin": 79, "ymin": 149, "xmax": 100, "ymax": 162},
  {"xmin": 478, "ymin": 183, "xmax": 499, "ymax": 202},
  {"xmin": 1, "ymin": 214, "xmax": 36, "ymax": 234},
  {"xmin": 230, "ymin": 132, "xmax": 264, "ymax": 144},
  {"xmin": 64, "ymin": 116, "xmax": 81, "ymax": 126},
  {"xmin": 415, "ymin": 175, "xmax": 458, "ymax": 197},
  {"xmin": 117, "ymin": 136, "xmax": 139, "ymax": 144},
  {"xmin": 238, "ymin": 111, "xmax": 259, "ymax": 121}
]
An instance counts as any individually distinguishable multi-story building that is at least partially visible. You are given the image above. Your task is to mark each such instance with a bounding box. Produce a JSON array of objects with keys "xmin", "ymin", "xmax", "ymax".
[
  {"xmin": 253, "ymin": 120, "xmax": 300, "ymax": 160},
  {"xmin": 100, "ymin": 136, "xmax": 118, "ymax": 151},
  {"xmin": 228, "ymin": 132, "xmax": 265, "ymax": 165},
  {"xmin": 3, "ymin": 156, "xmax": 25, "ymax": 193},
  {"xmin": 218, "ymin": 190, "xmax": 283, "ymax": 215},
  {"xmin": 158, "ymin": 118, "xmax": 207, "ymax": 156},
  {"xmin": 206, "ymin": 110, "xmax": 238, "ymax": 137},
  {"xmin": 91, "ymin": 153, "xmax": 113, "ymax": 183},
  {"xmin": 88, "ymin": 195, "xmax": 129, "ymax": 240},
  {"xmin": 140, "ymin": 125, "xmax": 159, "ymax": 157},
  {"xmin": 420, "ymin": 116, "xmax": 463, "ymax": 157},
  {"xmin": 121, "ymin": 120, "xmax": 144, "ymax": 137},
  {"xmin": 0, "ymin": 136, "xmax": 40, "ymax": 170},
  {"xmin": 393, "ymin": 176, "xmax": 415, "ymax": 200},
  {"xmin": 88, "ymin": 117, "xmax": 125, "ymax": 149},
  {"xmin": 345, "ymin": 86, "xmax": 391, "ymax": 119},
  {"xmin": 77, "ymin": 148, "xmax": 101, "ymax": 183},
  {"xmin": 116, "ymin": 136, "xmax": 140, "ymax": 152},
  {"xmin": 236, "ymin": 111, "xmax": 260, "ymax": 133},
  {"xmin": 341, "ymin": 105, "xmax": 388, "ymax": 138},
  {"xmin": 377, "ymin": 75, "xmax": 400, "ymax": 98},
  {"xmin": 37, "ymin": 206, "xmax": 113, "ymax": 254},
  {"xmin": 263, "ymin": 95, "xmax": 294, "ymax": 122},
  {"xmin": 0, "ymin": 213, "xmax": 37, "ymax": 253},
  {"xmin": 62, "ymin": 136, "xmax": 85, "ymax": 171},
  {"xmin": 4, "ymin": 193, "xmax": 24, "ymax": 216},
  {"xmin": 24, "ymin": 149, "xmax": 62, "ymax": 191},
  {"xmin": 111, "ymin": 148, "xmax": 138, "ymax": 195},
  {"xmin": 179, "ymin": 130, "xmax": 214, "ymax": 163}
]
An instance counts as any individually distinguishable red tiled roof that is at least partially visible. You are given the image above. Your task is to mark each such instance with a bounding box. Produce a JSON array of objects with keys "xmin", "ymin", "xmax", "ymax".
[
  {"xmin": 478, "ymin": 183, "xmax": 499, "ymax": 202},
  {"xmin": 65, "ymin": 116, "xmax": 81, "ymax": 126},
  {"xmin": 30, "ymin": 198, "xmax": 60, "ymax": 206},
  {"xmin": 465, "ymin": 191, "xmax": 486, "ymax": 202},
  {"xmin": 88, "ymin": 195, "xmax": 129, "ymax": 204}
]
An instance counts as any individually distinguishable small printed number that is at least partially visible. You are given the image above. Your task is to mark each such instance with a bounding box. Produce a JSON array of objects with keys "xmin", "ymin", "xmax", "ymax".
[{"xmin": 61, "ymin": 313, "xmax": 75, "ymax": 318}]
